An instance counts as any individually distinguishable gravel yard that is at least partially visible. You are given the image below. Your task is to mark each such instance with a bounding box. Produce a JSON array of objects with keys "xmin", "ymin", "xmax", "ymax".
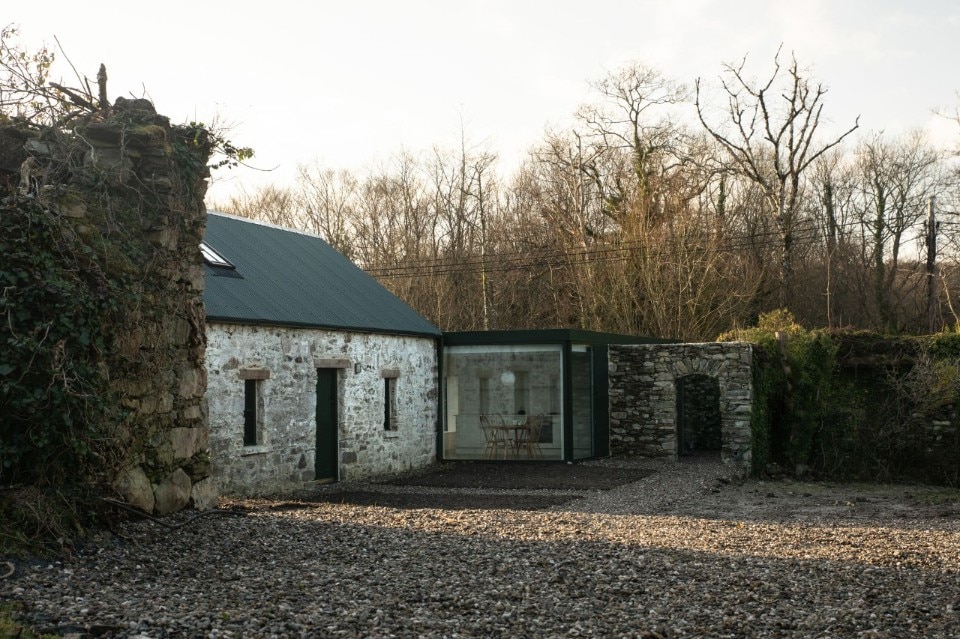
[{"xmin": 4, "ymin": 456, "xmax": 960, "ymax": 638}]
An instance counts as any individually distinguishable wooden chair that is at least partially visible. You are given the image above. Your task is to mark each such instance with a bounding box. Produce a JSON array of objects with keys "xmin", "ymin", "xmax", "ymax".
[
  {"xmin": 518, "ymin": 414, "xmax": 545, "ymax": 458},
  {"xmin": 480, "ymin": 414, "xmax": 506, "ymax": 459}
]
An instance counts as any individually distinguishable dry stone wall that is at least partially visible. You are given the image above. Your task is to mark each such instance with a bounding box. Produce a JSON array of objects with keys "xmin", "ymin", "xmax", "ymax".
[{"xmin": 609, "ymin": 343, "xmax": 753, "ymax": 471}]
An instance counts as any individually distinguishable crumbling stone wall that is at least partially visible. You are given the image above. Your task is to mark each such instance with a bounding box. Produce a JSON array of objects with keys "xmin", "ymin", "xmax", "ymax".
[
  {"xmin": 2, "ymin": 98, "xmax": 213, "ymax": 514},
  {"xmin": 608, "ymin": 342, "xmax": 753, "ymax": 471}
]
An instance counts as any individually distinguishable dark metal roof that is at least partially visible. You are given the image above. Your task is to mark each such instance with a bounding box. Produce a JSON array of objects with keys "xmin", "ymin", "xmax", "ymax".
[
  {"xmin": 202, "ymin": 212, "xmax": 441, "ymax": 337},
  {"xmin": 443, "ymin": 328, "xmax": 676, "ymax": 346}
]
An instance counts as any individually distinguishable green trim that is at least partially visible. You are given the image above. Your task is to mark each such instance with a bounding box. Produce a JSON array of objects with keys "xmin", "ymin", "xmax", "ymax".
[
  {"xmin": 443, "ymin": 329, "xmax": 676, "ymax": 347},
  {"xmin": 435, "ymin": 338, "xmax": 445, "ymax": 463}
]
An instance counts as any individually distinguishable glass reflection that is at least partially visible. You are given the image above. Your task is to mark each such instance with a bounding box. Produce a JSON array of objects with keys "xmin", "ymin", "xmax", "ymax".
[{"xmin": 443, "ymin": 345, "xmax": 563, "ymax": 460}]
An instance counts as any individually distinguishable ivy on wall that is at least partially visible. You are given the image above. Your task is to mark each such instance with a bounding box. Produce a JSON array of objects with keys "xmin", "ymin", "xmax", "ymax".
[
  {"xmin": 0, "ymin": 99, "xmax": 214, "ymax": 495},
  {"xmin": 0, "ymin": 32, "xmax": 233, "ymax": 551},
  {"xmin": 0, "ymin": 197, "xmax": 131, "ymax": 483},
  {"xmin": 724, "ymin": 311, "xmax": 960, "ymax": 485}
]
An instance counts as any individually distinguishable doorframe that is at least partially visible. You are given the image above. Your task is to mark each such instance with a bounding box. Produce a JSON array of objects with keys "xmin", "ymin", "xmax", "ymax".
[{"xmin": 315, "ymin": 367, "xmax": 340, "ymax": 482}]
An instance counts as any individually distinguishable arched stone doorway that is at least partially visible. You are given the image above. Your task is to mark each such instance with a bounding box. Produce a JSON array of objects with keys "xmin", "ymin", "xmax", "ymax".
[
  {"xmin": 608, "ymin": 342, "xmax": 754, "ymax": 472},
  {"xmin": 676, "ymin": 373, "xmax": 722, "ymax": 455}
]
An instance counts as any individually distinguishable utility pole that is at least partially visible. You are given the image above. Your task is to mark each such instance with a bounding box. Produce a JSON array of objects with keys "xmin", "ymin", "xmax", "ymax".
[
  {"xmin": 475, "ymin": 160, "xmax": 493, "ymax": 332},
  {"xmin": 926, "ymin": 196, "xmax": 939, "ymax": 333}
]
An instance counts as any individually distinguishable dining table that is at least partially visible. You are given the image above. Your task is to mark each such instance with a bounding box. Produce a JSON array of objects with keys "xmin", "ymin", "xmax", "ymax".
[{"xmin": 491, "ymin": 418, "xmax": 529, "ymax": 458}]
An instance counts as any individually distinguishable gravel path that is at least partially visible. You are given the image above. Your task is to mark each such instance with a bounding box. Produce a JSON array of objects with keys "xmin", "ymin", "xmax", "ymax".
[{"xmin": 3, "ymin": 457, "xmax": 960, "ymax": 638}]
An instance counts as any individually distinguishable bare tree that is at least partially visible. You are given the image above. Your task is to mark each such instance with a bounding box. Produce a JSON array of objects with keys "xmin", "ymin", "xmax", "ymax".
[
  {"xmin": 854, "ymin": 132, "xmax": 943, "ymax": 331},
  {"xmin": 696, "ymin": 48, "xmax": 859, "ymax": 309},
  {"xmin": 625, "ymin": 210, "xmax": 760, "ymax": 340},
  {"xmin": 426, "ymin": 137, "xmax": 500, "ymax": 329},
  {"xmin": 492, "ymin": 164, "xmax": 576, "ymax": 329},
  {"xmin": 807, "ymin": 149, "xmax": 859, "ymax": 327},
  {"xmin": 528, "ymin": 130, "xmax": 613, "ymax": 327},
  {"xmin": 216, "ymin": 184, "xmax": 298, "ymax": 228},
  {"xmin": 576, "ymin": 62, "xmax": 688, "ymax": 222},
  {"xmin": 0, "ymin": 25, "xmax": 80, "ymax": 125},
  {"xmin": 351, "ymin": 153, "xmax": 429, "ymax": 269},
  {"xmin": 295, "ymin": 163, "xmax": 358, "ymax": 258}
]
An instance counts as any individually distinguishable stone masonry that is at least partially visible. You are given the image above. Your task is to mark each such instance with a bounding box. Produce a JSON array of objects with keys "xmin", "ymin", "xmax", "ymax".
[
  {"xmin": 85, "ymin": 99, "xmax": 214, "ymax": 514},
  {"xmin": 207, "ymin": 323, "xmax": 439, "ymax": 494},
  {"xmin": 609, "ymin": 342, "xmax": 753, "ymax": 471},
  {"xmin": 7, "ymin": 97, "xmax": 214, "ymax": 514}
]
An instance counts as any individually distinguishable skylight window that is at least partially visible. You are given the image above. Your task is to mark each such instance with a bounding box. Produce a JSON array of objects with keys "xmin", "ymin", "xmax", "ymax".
[{"xmin": 200, "ymin": 241, "xmax": 235, "ymax": 269}]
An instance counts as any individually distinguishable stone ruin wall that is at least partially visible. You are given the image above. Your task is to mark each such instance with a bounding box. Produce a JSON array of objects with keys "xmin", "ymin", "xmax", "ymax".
[
  {"xmin": 608, "ymin": 342, "xmax": 754, "ymax": 472},
  {"xmin": 6, "ymin": 98, "xmax": 213, "ymax": 514}
]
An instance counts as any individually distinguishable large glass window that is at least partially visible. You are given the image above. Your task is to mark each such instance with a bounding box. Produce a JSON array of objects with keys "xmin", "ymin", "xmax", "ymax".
[{"xmin": 443, "ymin": 345, "xmax": 563, "ymax": 460}]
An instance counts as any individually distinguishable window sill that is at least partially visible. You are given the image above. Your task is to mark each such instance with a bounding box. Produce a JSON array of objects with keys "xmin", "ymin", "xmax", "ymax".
[
  {"xmin": 383, "ymin": 430, "xmax": 401, "ymax": 439},
  {"xmin": 241, "ymin": 445, "xmax": 270, "ymax": 456}
]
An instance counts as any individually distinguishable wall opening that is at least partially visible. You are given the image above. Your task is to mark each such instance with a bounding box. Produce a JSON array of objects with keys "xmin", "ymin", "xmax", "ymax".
[
  {"xmin": 675, "ymin": 373, "xmax": 722, "ymax": 456},
  {"xmin": 384, "ymin": 377, "xmax": 398, "ymax": 431},
  {"xmin": 243, "ymin": 379, "xmax": 261, "ymax": 446}
]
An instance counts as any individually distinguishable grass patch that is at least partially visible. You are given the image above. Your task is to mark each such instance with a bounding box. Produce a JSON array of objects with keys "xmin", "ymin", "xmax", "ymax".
[
  {"xmin": 0, "ymin": 486, "xmax": 90, "ymax": 558},
  {"xmin": 0, "ymin": 603, "xmax": 58, "ymax": 639}
]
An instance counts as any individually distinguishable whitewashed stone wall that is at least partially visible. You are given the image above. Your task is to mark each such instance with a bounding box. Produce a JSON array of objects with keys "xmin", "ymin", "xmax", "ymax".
[
  {"xmin": 206, "ymin": 322, "xmax": 439, "ymax": 494},
  {"xmin": 609, "ymin": 342, "xmax": 754, "ymax": 471}
]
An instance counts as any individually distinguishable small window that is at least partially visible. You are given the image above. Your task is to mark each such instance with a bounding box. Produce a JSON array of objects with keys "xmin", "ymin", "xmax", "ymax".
[
  {"xmin": 244, "ymin": 379, "xmax": 260, "ymax": 445},
  {"xmin": 384, "ymin": 377, "xmax": 398, "ymax": 431},
  {"xmin": 200, "ymin": 241, "xmax": 235, "ymax": 269}
]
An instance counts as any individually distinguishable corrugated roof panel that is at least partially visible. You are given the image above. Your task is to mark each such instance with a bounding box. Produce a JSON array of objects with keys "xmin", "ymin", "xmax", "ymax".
[{"xmin": 202, "ymin": 212, "xmax": 441, "ymax": 337}]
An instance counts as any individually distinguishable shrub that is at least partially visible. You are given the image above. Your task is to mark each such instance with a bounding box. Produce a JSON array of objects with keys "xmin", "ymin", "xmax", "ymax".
[
  {"xmin": 721, "ymin": 309, "xmax": 838, "ymax": 474},
  {"xmin": 725, "ymin": 314, "xmax": 960, "ymax": 485}
]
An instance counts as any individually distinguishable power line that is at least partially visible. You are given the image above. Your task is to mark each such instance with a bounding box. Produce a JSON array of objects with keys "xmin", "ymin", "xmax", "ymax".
[{"xmin": 363, "ymin": 218, "xmax": 935, "ymax": 280}]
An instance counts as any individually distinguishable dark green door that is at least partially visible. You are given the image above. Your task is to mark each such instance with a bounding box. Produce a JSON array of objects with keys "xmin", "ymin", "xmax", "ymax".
[{"xmin": 315, "ymin": 368, "xmax": 338, "ymax": 481}]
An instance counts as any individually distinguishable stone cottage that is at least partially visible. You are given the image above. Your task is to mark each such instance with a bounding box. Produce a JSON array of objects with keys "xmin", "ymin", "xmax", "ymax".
[{"xmin": 202, "ymin": 212, "xmax": 442, "ymax": 494}]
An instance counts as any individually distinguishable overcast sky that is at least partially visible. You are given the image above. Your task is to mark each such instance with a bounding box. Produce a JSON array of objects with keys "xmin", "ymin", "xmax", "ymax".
[{"xmin": 9, "ymin": 0, "xmax": 960, "ymax": 203}]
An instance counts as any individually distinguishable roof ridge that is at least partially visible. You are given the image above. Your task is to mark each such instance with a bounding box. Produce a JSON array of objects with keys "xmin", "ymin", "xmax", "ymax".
[{"xmin": 206, "ymin": 210, "xmax": 332, "ymax": 243}]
